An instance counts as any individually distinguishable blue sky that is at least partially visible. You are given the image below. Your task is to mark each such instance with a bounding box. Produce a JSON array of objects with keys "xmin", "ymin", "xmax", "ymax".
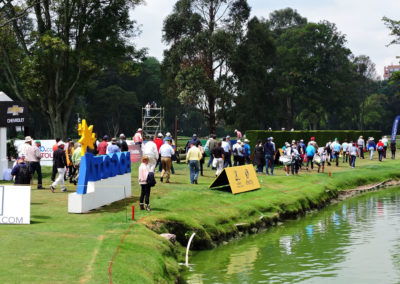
[{"xmin": 131, "ymin": 0, "xmax": 400, "ymax": 78}]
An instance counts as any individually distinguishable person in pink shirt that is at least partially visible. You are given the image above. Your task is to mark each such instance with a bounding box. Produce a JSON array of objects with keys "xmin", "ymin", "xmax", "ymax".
[
  {"xmin": 133, "ymin": 128, "xmax": 143, "ymax": 145},
  {"xmin": 234, "ymin": 129, "xmax": 242, "ymax": 140},
  {"xmin": 138, "ymin": 155, "xmax": 151, "ymax": 211}
]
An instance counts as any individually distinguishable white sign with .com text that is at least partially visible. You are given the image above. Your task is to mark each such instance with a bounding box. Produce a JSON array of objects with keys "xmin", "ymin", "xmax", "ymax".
[{"xmin": 0, "ymin": 185, "xmax": 30, "ymax": 224}]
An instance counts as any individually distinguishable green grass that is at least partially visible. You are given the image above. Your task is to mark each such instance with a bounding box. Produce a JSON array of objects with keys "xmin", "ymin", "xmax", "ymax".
[{"xmin": 1, "ymin": 153, "xmax": 400, "ymax": 283}]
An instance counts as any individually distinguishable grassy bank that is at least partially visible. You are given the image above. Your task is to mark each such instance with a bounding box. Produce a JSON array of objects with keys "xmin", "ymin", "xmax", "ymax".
[{"xmin": 1, "ymin": 155, "xmax": 400, "ymax": 283}]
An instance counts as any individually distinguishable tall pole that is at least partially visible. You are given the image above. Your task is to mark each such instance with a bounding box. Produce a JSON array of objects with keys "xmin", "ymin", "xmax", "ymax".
[
  {"xmin": 174, "ymin": 116, "xmax": 178, "ymax": 146},
  {"xmin": 0, "ymin": 92, "xmax": 12, "ymax": 180}
]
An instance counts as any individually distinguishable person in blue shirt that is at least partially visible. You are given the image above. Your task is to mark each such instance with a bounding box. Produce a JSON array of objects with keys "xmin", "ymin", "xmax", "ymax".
[
  {"xmin": 331, "ymin": 138, "xmax": 341, "ymax": 167},
  {"xmin": 243, "ymin": 139, "xmax": 251, "ymax": 164},
  {"xmin": 367, "ymin": 137, "xmax": 376, "ymax": 160},
  {"xmin": 306, "ymin": 144, "xmax": 316, "ymax": 170},
  {"xmin": 264, "ymin": 137, "xmax": 275, "ymax": 175},
  {"xmin": 107, "ymin": 138, "xmax": 121, "ymax": 154}
]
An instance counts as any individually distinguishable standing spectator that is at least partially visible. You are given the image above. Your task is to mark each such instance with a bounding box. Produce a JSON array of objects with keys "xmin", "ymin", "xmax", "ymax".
[
  {"xmin": 211, "ymin": 141, "xmax": 225, "ymax": 176},
  {"xmin": 290, "ymin": 143, "xmax": 301, "ymax": 175},
  {"xmin": 264, "ymin": 137, "xmax": 275, "ymax": 175},
  {"xmin": 306, "ymin": 143, "xmax": 316, "ymax": 170},
  {"xmin": 154, "ymin": 133, "xmax": 164, "ymax": 172},
  {"xmin": 270, "ymin": 137, "xmax": 276, "ymax": 153},
  {"xmin": 66, "ymin": 141, "xmax": 75, "ymax": 183},
  {"xmin": 118, "ymin": 134, "xmax": 129, "ymax": 152},
  {"xmin": 282, "ymin": 142, "xmax": 292, "ymax": 176},
  {"xmin": 19, "ymin": 136, "xmax": 33, "ymax": 158},
  {"xmin": 51, "ymin": 138, "xmax": 61, "ymax": 181},
  {"xmin": 222, "ymin": 136, "xmax": 232, "ymax": 167},
  {"xmin": 207, "ymin": 135, "xmax": 217, "ymax": 168},
  {"xmin": 97, "ymin": 136, "xmax": 109, "ymax": 155},
  {"xmin": 234, "ymin": 129, "xmax": 242, "ymax": 140},
  {"xmin": 196, "ymin": 140, "xmax": 205, "ymax": 176},
  {"xmin": 342, "ymin": 139, "xmax": 349, "ymax": 163},
  {"xmin": 377, "ymin": 139, "xmax": 385, "ymax": 162},
  {"xmin": 331, "ymin": 138, "xmax": 341, "ymax": 167},
  {"xmin": 187, "ymin": 134, "xmax": 199, "ymax": 152},
  {"xmin": 145, "ymin": 102, "xmax": 151, "ymax": 117},
  {"xmin": 326, "ymin": 140, "xmax": 332, "ymax": 163},
  {"xmin": 314, "ymin": 147, "xmax": 327, "ymax": 173},
  {"xmin": 133, "ymin": 128, "xmax": 143, "ymax": 145},
  {"xmin": 159, "ymin": 138, "xmax": 174, "ymax": 183},
  {"xmin": 107, "ymin": 138, "xmax": 121, "ymax": 154},
  {"xmin": 26, "ymin": 140, "xmax": 43, "ymax": 189},
  {"xmin": 308, "ymin": 137, "xmax": 318, "ymax": 151},
  {"xmin": 243, "ymin": 139, "xmax": 251, "ymax": 164},
  {"xmin": 382, "ymin": 136, "xmax": 389, "ymax": 158},
  {"xmin": 367, "ymin": 137, "xmax": 376, "ymax": 160},
  {"xmin": 349, "ymin": 141, "xmax": 358, "ymax": 168},
  {"xmin": 71, "ymin": 143, "xmax": 81, "ymax": 185},
  {"xmin": 152, "ymin": 101, "xmax": 157, "ymax": 108},
  {"xmin": 357, "ymin": 136, "xmax": 365, "ymax": 159},
  {"xmin": 164, "ymin": 132, "xmax": 176, "ymax": 175},
  {"xmin": 11, "ymin": 155, "xmax": 31, "ymax": 185},
  {"xmin": 232, "ymin": 140, "xmax": 244, "ymax": 166},
  {"xmin": 142, "ymin": 140, "xmax": 159, "ymax": 172},
  {"xmin": 138, "ymin": 155, "xmax": 152, "ymax": 211},
  {"xmin": 391, "ymin": 140, "xmax": 396, "ymax": 159},
  {"xmin": 186, "ymin": 143, "xmax": 202, "ymax": 184},
  {"xmin": 50, "ymin": 142, "xmax": 68, "ymax": 192},
  {"xmin": 254, "ymin": 140, "xmax": 265, "ymax": 173}
]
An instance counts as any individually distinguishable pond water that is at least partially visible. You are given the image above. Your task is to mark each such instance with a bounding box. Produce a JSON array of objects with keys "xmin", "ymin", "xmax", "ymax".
[{"xmin": 185, "ymin": 187, "xmax": 400, "ymax": 283}]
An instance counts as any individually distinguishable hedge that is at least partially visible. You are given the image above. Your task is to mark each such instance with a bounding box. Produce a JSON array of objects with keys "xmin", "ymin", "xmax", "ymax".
[{"xmin": 246, "ymin": 130, "xmax": 382, "ymax": 154}]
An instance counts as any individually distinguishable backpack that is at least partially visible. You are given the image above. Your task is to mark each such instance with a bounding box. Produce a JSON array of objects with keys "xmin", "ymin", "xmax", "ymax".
[
  {"xmin": 18, "ymin": 165, "xmax": 31, "ymax": 185},
  {"xmin": 146, "ymin": 172, "xmax": 156, "ymax": 187}
]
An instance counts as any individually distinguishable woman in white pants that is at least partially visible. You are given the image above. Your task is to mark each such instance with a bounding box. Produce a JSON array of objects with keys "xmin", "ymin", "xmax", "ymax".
[
  {"xmin": 212, "ymin": 141, "xmax": 225, "ymax": 177},
  {"xmin": 50, "ymin": 142, "xmax": 68, "ymax": 192}
]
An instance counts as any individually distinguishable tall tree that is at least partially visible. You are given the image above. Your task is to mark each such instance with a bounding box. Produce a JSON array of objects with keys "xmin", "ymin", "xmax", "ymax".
[
  {"xmin": 162, "ymin": 0, "xmax": 250, "ymax": 134},
  {"xmin": 0, "ymin": 0, "xmax": 143, "ymax": 138}
]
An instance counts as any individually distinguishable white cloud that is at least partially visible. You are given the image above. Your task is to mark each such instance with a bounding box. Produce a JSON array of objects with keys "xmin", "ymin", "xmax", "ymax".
[{"xmin": 131, "ymin": 0, "xmax": 400, "ymax": 77}]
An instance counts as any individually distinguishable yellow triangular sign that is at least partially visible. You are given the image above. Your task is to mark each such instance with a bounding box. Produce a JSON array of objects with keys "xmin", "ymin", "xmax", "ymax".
[{"xmin": 209, "ymin": 165, "xmax": 260, "ymax": 194}]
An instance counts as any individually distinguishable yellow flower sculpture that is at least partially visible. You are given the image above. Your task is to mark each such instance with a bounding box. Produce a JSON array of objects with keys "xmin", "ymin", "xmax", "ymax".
[{"xmin": 78, "ymin": 119, "xmax": 96, "ymax": 156}]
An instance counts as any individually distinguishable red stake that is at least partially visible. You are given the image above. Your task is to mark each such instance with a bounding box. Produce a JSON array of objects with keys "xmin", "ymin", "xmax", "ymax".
[
  {"xmin": 132, "ymin": 206, "xmax": 135, "ymax": 220},
  {"xmin": 329, "ymin": 171, "xmax": 331, "ymax": 177}
]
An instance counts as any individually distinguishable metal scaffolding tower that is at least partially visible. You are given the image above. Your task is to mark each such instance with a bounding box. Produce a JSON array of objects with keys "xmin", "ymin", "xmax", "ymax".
[{"xmin": 142, "ymin": 107, "xmax": 164, "ymax": 140}]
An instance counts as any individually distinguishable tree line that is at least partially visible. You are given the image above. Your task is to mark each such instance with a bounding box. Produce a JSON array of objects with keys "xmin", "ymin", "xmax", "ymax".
[{"xmin": 0, "ymin": 1, "xmax": 399, "ymax": 139}]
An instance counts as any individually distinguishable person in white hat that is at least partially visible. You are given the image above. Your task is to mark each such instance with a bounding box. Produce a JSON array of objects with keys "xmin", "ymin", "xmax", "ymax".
[
  {"xmin": 19, "ymin": 136, "xmax": 33, "ymax": 158},
  {"xmin": 133, "ymin": 128, "xmax": 143, "ymax": 145},
  {"xmin": 232, "ymin": 140, "xmax": 244, "ymax": 166},
  {"xmin": 118, "ymin": 133, "xmax": 128, "ymax": 152}
]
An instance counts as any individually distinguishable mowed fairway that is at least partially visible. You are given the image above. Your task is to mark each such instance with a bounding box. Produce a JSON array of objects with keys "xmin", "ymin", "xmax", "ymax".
[{"xmin": 1, "ymin": 153, "xmax": 400, "ymax": 283}]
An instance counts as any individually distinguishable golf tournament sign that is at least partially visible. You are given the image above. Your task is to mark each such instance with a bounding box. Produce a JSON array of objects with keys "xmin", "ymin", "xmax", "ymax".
[
  {"xmin": 209, "ymin": 165, "xmax": 260, "ymax": 194},
  {"xmin": 0, "ymin": 101, "xmax": 29, "ymax": 127},
  {"xmin": 0, "ymin": 185, "xmax": 31, "ymax": 224}
]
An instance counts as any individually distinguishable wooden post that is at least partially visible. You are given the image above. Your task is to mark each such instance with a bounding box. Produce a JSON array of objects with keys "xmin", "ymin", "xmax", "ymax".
[{"xmin": 174, "ymin": 115, "xmax": 178, "ymax": 146}]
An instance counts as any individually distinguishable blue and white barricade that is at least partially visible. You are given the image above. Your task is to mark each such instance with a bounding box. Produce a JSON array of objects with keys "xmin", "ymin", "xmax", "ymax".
[{"xmin": 68, "ymin": 152, "xmax": 131, "ymax": 213}]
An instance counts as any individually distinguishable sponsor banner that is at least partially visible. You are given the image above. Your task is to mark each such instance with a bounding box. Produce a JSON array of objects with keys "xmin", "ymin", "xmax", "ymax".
[
  {"xmin": 0, "ymin": 185, "xmax": 30, "ymax": 224},
  {"xmin": 14, "ymin": 140, "xmax": 55, "ymax": 166},
  {"xmin": 128, "ymin": 144, "xmax": 142, "ymax": 163},
  {"xmin": 0, "ymin": 101, "xmax": 29, "ymax": 127}
]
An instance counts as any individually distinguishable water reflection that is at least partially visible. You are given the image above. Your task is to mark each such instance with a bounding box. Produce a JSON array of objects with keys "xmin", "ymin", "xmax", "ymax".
[{"xmin": 186, "ymin": 187, "xmax": 400, "ymax": 283}]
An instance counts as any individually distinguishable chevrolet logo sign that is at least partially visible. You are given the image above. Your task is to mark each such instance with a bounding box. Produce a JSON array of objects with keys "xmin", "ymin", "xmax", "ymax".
[{"xmin": 7, "ymin": 105, "xmax": 24, "ymax": 116}]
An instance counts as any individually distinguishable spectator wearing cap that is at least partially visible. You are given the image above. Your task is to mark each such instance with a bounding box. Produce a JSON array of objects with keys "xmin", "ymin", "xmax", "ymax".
[
  {"xmin": 50, "ymin": 141, "xmax": 68, "ymax": 192},
  {"xmin": 118, "ymin": 134, "xmax": 128, "ymax": 152},
  {"xmin": 186, "ymin": 134, "xmax": 199, "ymax": 152},
  {"xmin": 243, "ymin": 139, "xmax": 251, "ymax": 164},
  {"xmin": 19, "ymin": 136, "xmax": 33, "ymax": 158},
  {"xmin": 308, "ymin": 137, "xmax": 318, "ymax": 151},
  {"xmin": 264, "ymin": 137, "xmax": 275, "ymax": 175},
  {"xmin": 133, "ymin": 128, "xmax": 143, "ymax": 145},
  {"xmin": 234, "ymin": 129, "xmax": 242, "ymax": 140},
  {"xmin": 232, "ymin": 140, "xmax": 244, "ymax": 166},
  {"xmin": 163, "ymin": 132, "xmax": 176, "ymax": 174},
  {"xmin": 107, "ymin": 138, "xmax": 121, "ymax": 154},
  {"xmin": 154, "ymin": 133, "xmax": 164, "ymax": 172},
  {"xmin": 186, "ymin": 142, "xmax": 202, "ymax": 184},
  {"xmin": 98, "ymin": 135, "xmax": 109, "ymax": 155},
  {"xmin": 26, "ymin": 140, "xmax": 43, "ymax": 189},
  {"xmin": 51, "ymin": 138, "xmax": 61, "ymax": 181},
  {"xmin": 159, "ymin": 138, "xmax": 174, "ymax": 183},
  {"xmin": 382, "ymin": 135, "xmax": 389, "ymax": 158},
  {"xmin": 11, "ymin": 155, "xmax": 31, "ymax": 185}
]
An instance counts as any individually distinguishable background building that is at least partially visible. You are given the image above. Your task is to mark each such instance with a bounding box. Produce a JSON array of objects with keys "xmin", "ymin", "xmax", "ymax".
[{"xmin": 384, "ymin": 65, "xmax": 400, "ymax": 80}]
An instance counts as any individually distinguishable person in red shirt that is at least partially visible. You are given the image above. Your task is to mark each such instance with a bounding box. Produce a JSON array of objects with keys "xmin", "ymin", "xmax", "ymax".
[
  {"xmin": 97, "ymin": 135, "xmax": 109, "ymax": 155},
  {"xmin": 377, "ymin": 139, "xmax": 385, "ymax": 162},
  {"xmin": 154, "ymin": 133, "xmax": 164, "ymax": 172}
]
